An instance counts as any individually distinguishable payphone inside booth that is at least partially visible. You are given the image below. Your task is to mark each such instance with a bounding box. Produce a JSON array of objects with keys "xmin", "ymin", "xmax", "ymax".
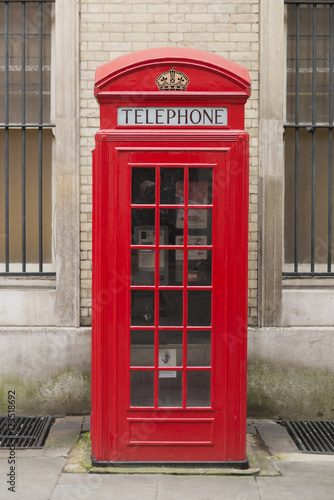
[{"xmin": 91, "ymin": 48, "xmax": 251, "ymax": 467}]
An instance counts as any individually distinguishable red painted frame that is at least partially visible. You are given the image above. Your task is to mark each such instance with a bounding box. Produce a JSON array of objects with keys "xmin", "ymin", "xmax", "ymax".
[{"xmin": 92, "ymin": 48, "xmax": 251, "ymax": 466}]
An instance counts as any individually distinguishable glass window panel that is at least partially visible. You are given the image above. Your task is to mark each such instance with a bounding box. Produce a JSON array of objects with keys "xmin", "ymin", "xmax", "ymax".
[
  {"xmin": 131, "ymin": 249, "xmax": 155, "ymax": 285},
  {"xmin": 160, "ymin": 167, "xmax": 184, "ymax": 204},
  {"xmin": 132, "ymin": 210, "xmax": 155, "ymax": 244},
  {"xmin": 159, "ymin": 330, "xmax": 183, "ymax": 367},
  {"xmin": 316, "ymin": 5, "xmax": 330, "ymax": 123},
  {"xmin": 188, "ymin": 290, "xmax": 211, "ymax": 326},
  {"xmin": 189, "ymin": 168, "xmax": 213, "ymax": 205},
  {"xmin": 130, "ymin": 370, "xmax": 154, "ymax": 407},
  {"xmin": 8, "ymin": 3, "xmax": 22, "ymax": 124},
  {"xmin": 188, "ymin": 249, "xmax": 212, "ymax": 286},
  {"xmin": 25, "ymin": 2, "xmax": 52, "ymax": 125},
  {"xmin": 159, "ymin": 290, "xmax": 183, "ymax": 326},
  {"xmin": 160, "ymin": 249, "xmax": 183, "ymax": 286},
  {"xmin": 187, "ymin": 371, "xmax": 211, "ymax": 407},
  {"xmin": 0, "ymin": 2, "xmax": 4, "ymax": 124},
  {"xmin": 158, "ymin": 371, "xmax": 182, "ymax": 407},
  {"xmin": 160, "ymin": 208, "xmax": 183, "ymax": 245},
  {"xmin": 187, "ymin": 331, "xmax": 211, "ymax": 366},
  {"xmin": 284, "ymin": 128, "xmax": 334, "ymax": 269},
  {"xmin": 188, "ymin": 209, "xmax": 212, "ymax": 245},
  {"xmin": 131, "ymin": 290, "xmax": 155, "ymax": 326},
  {"xmin": 132, "ymin": 168, "xmax": 155, "ymax": 204},
  {"xmin": 0, "ymin": 129, "xmax": 52, "ymax": 266},
  {"xmin": 131, "ymin": 331, "xmax": 154, "ymax": 366}
]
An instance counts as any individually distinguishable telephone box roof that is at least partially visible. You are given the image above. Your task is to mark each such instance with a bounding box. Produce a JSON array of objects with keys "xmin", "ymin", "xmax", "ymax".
[{"xmin": 94, "ymin": 47, "xmax": 251, "ymax": 96}]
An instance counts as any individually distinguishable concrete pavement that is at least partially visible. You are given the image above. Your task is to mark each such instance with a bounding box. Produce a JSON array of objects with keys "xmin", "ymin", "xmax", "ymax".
[{"xmin": 0, "ymin": 416, "xmax": 334, "ymax": 500}]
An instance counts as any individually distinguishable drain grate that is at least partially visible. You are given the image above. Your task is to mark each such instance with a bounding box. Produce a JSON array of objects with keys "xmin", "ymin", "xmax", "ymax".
[
  {"xmin": 279, "ymin": 420, "xmax": 334, "ymax": 454},
  {"xmin": 0, "ymin": 416, "xmax": 54, "ymax": 449}
]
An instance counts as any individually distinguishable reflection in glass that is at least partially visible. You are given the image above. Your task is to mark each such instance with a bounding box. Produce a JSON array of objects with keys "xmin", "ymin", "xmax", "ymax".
[
  {"xmin": 132, "ymin": 168, "xmax": 155, "ymax": 204},
  {"xmin": 160, "ymin": 209, "xmax": 183, "ymax": 245},
  {"xmin": 159, "ymin": 330, "xmax": 183, "ymax": 366},
  {"xmin": 188, "ymin": 290, "xmax": 211, "ymax": 326},
  {"xmin": 160, "ymin": 168, "xmax": 184, "ymax": 204},
  {"xmin": 159, "ymin": 290, "xmax": 183, "ymax": 326},
  {"xmin": 188, "ymin": 209, "xmax": 212, "ymax": 245},
  {"xmin": 187, "ymin": 371, "xmax": 211, "ymax": 407},
  {"xmin": 131, "ymin": 209, "xmax": 155, "ymax": 244},
  {"xmin": 187, "ymin": 249, "xmax": 212, "ymax": 286},
  {"xmin": 130, "ymin": 371, "xmax": 154, "ymax": 406},
  {"xmin": 131, "ymin": 249, "xmax": 155, "ymax": 285},
  {"xmin": 131, "ymin": 290, "xmax": 155, "ymax": 326},
  {"xmin": 131, "ymin": 331, "xmax": 155, "ymax": 366},
  {"xmin": 187, "ymin": 331, "xmax": 211, "ymax": 366},
  {"xmin": 159, "ymin": 371, "xmax": 182, "ymax": 407},
  {"xmin": 189, "ymin": 168, "xmax": 213, "ymax": 204},
  {"xmin": 160, "ymin": 250, "xmax": 183, "ymax": 285}
]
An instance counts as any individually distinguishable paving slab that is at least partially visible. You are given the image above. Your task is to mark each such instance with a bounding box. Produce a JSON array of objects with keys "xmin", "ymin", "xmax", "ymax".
[
  {"xmin": 50, "ymin": 473, "xmax": 159, "ymax": 500},
  {"xmin": 0, "ymin": 456, "xmax": 66, "ymax": 500},
  {"xmin": 254, "ymin": 421, "xmax": 299, "ymax": 455},
  {"xmin": 156, "ymin": 474, "xmax": 260, "ymax": 500},
  {"xmin": 256, "ymin": 461, "xmax": 334, "ymax": 500},
  {"xmin": 45, "ymin": 416, "xmax": 84, "ymax": 449}
]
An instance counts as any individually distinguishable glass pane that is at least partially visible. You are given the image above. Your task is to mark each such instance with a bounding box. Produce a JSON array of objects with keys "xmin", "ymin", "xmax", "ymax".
[
  {"xmin": 160, "ymin": 249, "xmax": 183, "ymax": 286},
  {"xmin": 188, "ymin": 249, "xmax": 212, "ymax": 286},
  {"xmin": 189, "ymin": 168, "xmax": 213, "ymax": 205},
  {"xmin": 159, "ymin": 330, "xmax": 183, "ymax": 366},
  {"xmin": 158, "ymin": 371, "xmax": 182, "ymax": 407},
  {"xmin": 8, "ymin": 3, "xmax": 22, "ymax": 124},
  {"xmin": 0, "ymin": 129, "xmax": 52, "ymax": 266},
  {"xmin": 132, "ymin": 168, "xmax": 155, "ymax": 204},
  {"xmin": 132, "ymin": 210, "xmax": 155, "ymax": 244},
  {"xmin": 131, "ymin": 331, "xmax": 154, "ymax": 366},
  {"xmin": 131, "ymin": 371, "xmax": 154, "ymax": 407},
  {"xmin": 0, "ymin": 3, "xmax": 4, "ymax": 124},
  {"xmin": 160, "ymin": 168, "xmax": 184, "ymax": 204},
  {"xmin": 131, "ymin": 290, "xmax": 154, "ymax": 326},
  {"xmin": 284, "ymin": 128, "xmax": 334, "ymax": 270},
  {"xmin": 25, "ymin": 2, "xmax": 52, "ymax": 125},
  {"xmin": 188, "ymin": 290, "xmax": 211, "ymax": 326},
  {"xmin": 160, "ymin": 209, "xmax": 183, "ymax": 245},
  {"xmin": 188, "ymin": 209, "xmax": 212, "ymax": 245},
  {"xmin": 187, "ymin": 331, "xmax": 211, "ymax": 366},
  {"xmin": 298, "ymin": 5, "xmax": 313, "ymax": 124},
  {"xmin": 159, "ymin": 290, "xmax": 183, "ymax": 326},
  {"xmin": 316, "ymin": 5, "xmax": 330, "ymax": 123},
  {"xmin": 187, "ymin": 371, "xmax": 211, "ymax": 407},
  {"xmin": 131, "ymin": 249, "xmax": 155, "ymax": 285}
]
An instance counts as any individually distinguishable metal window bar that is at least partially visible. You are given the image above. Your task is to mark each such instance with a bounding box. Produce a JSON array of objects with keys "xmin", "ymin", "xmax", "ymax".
[
  {"xmin": 284, "ymin": 1, "xmax": 334, "ymax": 277},
  {"xmin": 0, "ymin": 0, "xmax": 55, "ymax": 276}
]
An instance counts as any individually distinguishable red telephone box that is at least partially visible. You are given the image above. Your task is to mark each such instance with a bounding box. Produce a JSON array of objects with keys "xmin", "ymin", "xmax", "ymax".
[{"xmin": 91, "ymin": 47, "xmax": 251, "ymax": 467}]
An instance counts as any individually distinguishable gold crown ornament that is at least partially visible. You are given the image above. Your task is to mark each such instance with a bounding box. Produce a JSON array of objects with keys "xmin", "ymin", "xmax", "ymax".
[{"xmin": 155, "ymin": 66, "xmax": 190, "ymax": 91}]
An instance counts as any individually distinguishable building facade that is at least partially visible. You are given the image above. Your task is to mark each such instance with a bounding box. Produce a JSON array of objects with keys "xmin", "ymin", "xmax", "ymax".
[{"xmin": 0, "ymin": 0, "xmax": 333, "ymax": 419}]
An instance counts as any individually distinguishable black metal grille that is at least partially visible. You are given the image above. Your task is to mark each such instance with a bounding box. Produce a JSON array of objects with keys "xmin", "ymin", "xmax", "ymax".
[
  {"xmin": 0, "ymin": 416, "xmax": 54, "ymax": 449},
  {"xmin": 0, "ymin": 0, "xmax": 55, "ymax": 276},
  {"xmin": 280, "ymin": 420, "xmax": 334, "ymax": 454},
  {"xmin": 284, "ymin": 1, "xmax": 334, "ymax": 276}
]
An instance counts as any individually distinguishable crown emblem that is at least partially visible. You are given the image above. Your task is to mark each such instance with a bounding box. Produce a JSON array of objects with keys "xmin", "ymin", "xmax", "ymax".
[{"xmin": 156, "ymin": 66, "xmax": 189, "ymax": 91}]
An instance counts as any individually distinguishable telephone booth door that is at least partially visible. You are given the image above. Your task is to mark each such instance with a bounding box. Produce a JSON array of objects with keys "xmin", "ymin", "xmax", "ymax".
[{"xmin": 91, "ymin": 48, "xmax": 251, "ymax": 467}]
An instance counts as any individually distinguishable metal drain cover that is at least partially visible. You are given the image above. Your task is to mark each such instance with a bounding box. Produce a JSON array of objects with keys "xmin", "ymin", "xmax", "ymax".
[
  {"xmin": 279, "ymin": 420, "xmax": 334, "ymax": 454},
  {"xmin": 0, "ymin": 416, "xmax": 54, "ymax": 449}
]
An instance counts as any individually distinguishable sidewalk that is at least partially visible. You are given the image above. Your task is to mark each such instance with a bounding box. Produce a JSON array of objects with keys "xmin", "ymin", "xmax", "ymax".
[{"xmin": 0, "ymin": 416, "xmax": 334, "ymax": 500}]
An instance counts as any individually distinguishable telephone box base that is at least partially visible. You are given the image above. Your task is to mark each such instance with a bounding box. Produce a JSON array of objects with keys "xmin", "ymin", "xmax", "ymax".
[{"xmin": 91, "ymin": 456, "xmax": 249, "ymax": 470}]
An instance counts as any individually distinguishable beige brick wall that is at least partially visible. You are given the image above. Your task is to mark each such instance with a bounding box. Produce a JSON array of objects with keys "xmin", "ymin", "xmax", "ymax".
[{"xmin": 79, "ymin": 0, "xmax": 259, "ymax": 326}]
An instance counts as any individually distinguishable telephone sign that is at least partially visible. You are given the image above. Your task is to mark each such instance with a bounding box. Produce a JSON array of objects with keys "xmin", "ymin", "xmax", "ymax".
[
  {"xmin": 117, "ymin": 107, "xmax": 228, "ymax": 126},
  {"xmin": 91, "ymin": 47, "xmax": 251, "ymax": 467}
]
